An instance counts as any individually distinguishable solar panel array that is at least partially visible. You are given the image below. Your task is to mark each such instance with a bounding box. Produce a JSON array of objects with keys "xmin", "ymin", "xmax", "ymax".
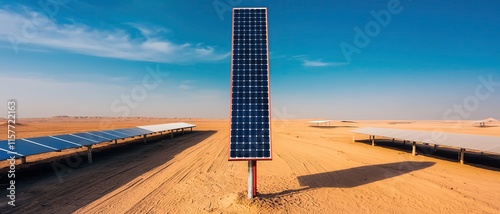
[
  {"xmin": 352, "ymin": 127, "xmax": 500, "ymax": 154},
  {"xmin": 0, "ymin": 122, "xmax": 196, "ymax": 161},
  {"xmin": 229, "ymin": 8, "xmax": 272, "ymax": 160}
]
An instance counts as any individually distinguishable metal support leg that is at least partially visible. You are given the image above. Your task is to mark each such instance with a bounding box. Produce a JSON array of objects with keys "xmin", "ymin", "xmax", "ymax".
[
  {"xmin": 182, "ymin": 128, "xmax": 184, "ymax": 135},
  {"xmin": 403, "ymin": 140, "xmax": 406, "ymax": 146},
  {"xmin": 248, "ymin": 161, "xmax": 256, "ymax": 199},
  {"xmin": 459, "ymin": 148, "xmax": 465, "ymax": 164},
  {"xmin": 143, "ymin": 134, "xmax": 147, "ymax": 143},
  {"xmin": 392, "ymin": 138, "xmax": 395, "ymax": 143},
  {"xmin": 412, "ymin": 141, "xmax": 416, "ymax": 156},
  {"xmin": 20, "ymin": 157, "xmax": 26, "ymax": 164},
  {"xmin": 114, "ymin": 139, "xmax": 118, "ymax": 144},
  {"xmin": 171, "ymin": 130, "xmax": 174, "ymax": 139},
  {"xmin": 190, "ymin": 127, "xmax": 193, "ymax": 132},
  {"xmin": 433, "ymin": 144, "xmax": 438, "ymax": 152},
  {"xmin": 371, "ymin": 135, "xmax": 375, "ymax": 146},
  {"xmin": 87, "ymin": 145, "xmax": 93, "ymax": 164}
]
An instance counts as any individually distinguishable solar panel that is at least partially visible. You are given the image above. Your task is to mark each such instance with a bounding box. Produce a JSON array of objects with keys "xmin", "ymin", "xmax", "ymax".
[
  {"xmin": 0, "ymin": 139, "xmax": 57, "ymax": 157},
  {"xmin": 0, "ymin": 141, "xmax": 23, "ymax": 159},
  {"xmin": 229, "ymin": 8, "xmax": 272, "ymax": 160},
  {"xmin": 20, "ymin": 136, "xmax": 80, "ymax": 150},
  {"xmin": 89, "ymin": 131, "xmax": 122, "ymax": 140},
  {"xmin": 138, "ymin": 122, "xmax": 196, "ymax": 132},
  {"xmin": 117, "ymin": 128, "xmax": 152, "ymax": 136},
  {"xmin": 53, "ymin": 134, "xmax": 96, "ymax": 146},
  {"xmin": 352, "ymin": 127, "xmax": 500, "ymax": 154},
  {"xmin": 102, "ymin": 130, "xmax": 131, "ymax": 138}
]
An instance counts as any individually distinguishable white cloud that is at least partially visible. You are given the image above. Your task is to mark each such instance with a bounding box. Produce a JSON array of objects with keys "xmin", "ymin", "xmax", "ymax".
[
  {"xmin": 303, "ymin": 60, "xmax": 331, "ymax": 67},
  {"xmin": 303, "ymin": 59, "xmax": 348, "ymax": 67},
  {"xmin": 0, "ymin": 7, "xmax": 229, "ymax": 63},
  {"xmin": 179, "ymin": 80, "xmax": 193, "ymax": 90},
  {"xmin": 179, "ymin": 84, "xmax": 191, "ymax": 90}
]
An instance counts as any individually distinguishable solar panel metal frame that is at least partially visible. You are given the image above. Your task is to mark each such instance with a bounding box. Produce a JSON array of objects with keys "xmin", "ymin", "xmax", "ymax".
[{"xmin": 228, "ymin": 7, "xmax": 273, "ymax": 161}]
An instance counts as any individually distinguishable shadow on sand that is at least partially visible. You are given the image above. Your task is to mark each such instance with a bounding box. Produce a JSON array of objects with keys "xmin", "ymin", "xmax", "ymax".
[{"xmin": 259, "ymin": 161, "xmax": 435, "ymax": 198}]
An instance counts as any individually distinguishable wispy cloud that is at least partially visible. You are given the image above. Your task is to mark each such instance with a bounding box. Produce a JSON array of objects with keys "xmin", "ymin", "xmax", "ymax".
[
  {"xmin": 0, "ymin": 7, "xmax": 229, "ymax": 63},
  {"xmin": 179, "ymin": 80, "xmax": 193, "ymax": 90},
  {"xmin": 303, "ymin": 59, "xmax": 347, "ymax": 67},
  {"xmin": 291, "ymin": 55, "xmax": 347, "ymax": 67}
]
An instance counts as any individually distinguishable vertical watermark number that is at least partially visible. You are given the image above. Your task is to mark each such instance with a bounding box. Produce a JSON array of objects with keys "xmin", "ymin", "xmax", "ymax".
[{"xmin": 7, "ymin": 100, "xmax": 17, "ymax": 206}]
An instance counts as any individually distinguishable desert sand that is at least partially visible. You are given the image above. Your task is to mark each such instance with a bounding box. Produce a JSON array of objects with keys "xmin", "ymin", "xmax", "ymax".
[{"xmin": 0, "ymin": 118, "xmax": 499, "ymax": 213}]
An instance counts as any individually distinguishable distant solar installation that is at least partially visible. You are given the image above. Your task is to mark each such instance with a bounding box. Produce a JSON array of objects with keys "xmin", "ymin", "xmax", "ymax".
[
  {"xmin": 352, "ymin": 127, "xmax": 500, "ymax": 154},
  {"xmin": 0, "ymin": 122, "xmax": 196, "ymax": 162},
  {"xmin": 229, "ymin": 8, "xmax": 272, "ymax": 160}
]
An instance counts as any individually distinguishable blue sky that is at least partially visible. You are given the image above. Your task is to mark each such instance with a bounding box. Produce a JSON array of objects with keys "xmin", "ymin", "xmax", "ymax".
[{"xmin": 0, "ymin": 0, "xmax": 499, "ymax": 120}]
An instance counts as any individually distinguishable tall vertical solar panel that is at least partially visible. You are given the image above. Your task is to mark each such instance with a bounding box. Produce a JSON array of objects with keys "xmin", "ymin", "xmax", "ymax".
[{"xmin": 229, "ymin": 8, "xmax": 272, "ymax": 160}]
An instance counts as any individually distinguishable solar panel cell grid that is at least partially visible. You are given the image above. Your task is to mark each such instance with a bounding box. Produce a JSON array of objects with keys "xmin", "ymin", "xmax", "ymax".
[{"xmin": 229, "ymin": 8, "xmax": 272, "ymax": 160}]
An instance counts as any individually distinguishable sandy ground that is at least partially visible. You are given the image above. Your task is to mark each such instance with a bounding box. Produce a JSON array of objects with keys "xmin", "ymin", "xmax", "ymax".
[{"xmin": 0, "ymin": 118, "xmax": 499, "ymax": 213}]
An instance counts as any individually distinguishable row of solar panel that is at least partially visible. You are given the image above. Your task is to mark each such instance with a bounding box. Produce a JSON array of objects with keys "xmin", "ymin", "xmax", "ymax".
[
  {"xmin": 0, "ymin": 123, "xmax": 196, "ymax": 161},
  {"xmin": 0, "ymin": 127, "xmax": 154, "ymax": 161},
  {"xmin": 352, "ymin": 127, "xmax": 500, "ymax": 154}
]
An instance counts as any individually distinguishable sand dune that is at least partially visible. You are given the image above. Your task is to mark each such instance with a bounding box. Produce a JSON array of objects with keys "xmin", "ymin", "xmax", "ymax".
[{"xmin": 0, "ymin": 119, "xmax": 499, "ymax": 213}]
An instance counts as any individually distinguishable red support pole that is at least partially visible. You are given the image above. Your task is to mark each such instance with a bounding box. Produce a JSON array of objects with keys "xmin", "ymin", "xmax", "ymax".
[{"xmin": 253, "ymin": 160, "xmax": 257, "ymax": 197}]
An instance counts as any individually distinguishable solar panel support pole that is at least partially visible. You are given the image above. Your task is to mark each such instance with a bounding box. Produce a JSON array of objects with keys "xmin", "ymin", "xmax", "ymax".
[
  {"xmin": 248, "ymin": 160, "xmax": 257, "ymax": 199},
  {"xmin": 87, "ymin": 145, "xmax": 93, "ymax": 164},
  {"xmin": 412, "ymin": 141, "xmax": 416, "ymax": 156},
  {"xmin": 182, "ymin": 128, "xmax": 184, "ymax": 135},
  {"xmin": 171, "ymin": 130, "xmax": 174, "ymax": 139},
  {"xmin": 20, "ymin": 157, "xmax": 26, "ymax": 164},
  {"xmin": 459, "ymin": 148, "xmax": 465, "ymax": 164},
  {"xmin": 371, "ymin": 136, "xmax": 375, "ymax": 146},
  {"xmin": 143, "ymin": 134, "xmax": 147, "ymax": 143},
  {"xmin": 190, "ymin": 127, "xmax": 193, "ymax": 132},
  {"xmin": 114, "ymin": 139, "xmax": 118, "ymax": 144}
]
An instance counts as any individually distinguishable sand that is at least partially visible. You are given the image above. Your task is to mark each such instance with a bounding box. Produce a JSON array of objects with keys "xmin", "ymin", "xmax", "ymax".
[{"xmin": 0, "ymin": 118, "xmax": 499, "ymax": 213}]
